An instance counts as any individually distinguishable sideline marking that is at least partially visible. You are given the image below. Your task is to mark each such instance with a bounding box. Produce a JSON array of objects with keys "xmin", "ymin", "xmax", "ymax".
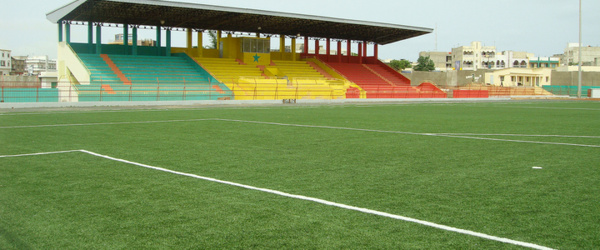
[
  {"xmin": 0, "ymin": 150, "xmax": 82, "ymax": 158},
  {"xmin": 1, "ymin": 149, "xmax": 554, "ymax": 250},
  {"xmin": 437, "ymin": 133, "xmax": 600, "ymax": 139},
  {"xmin": 2, "ymin": 118, "xmax": 599, "ymax": 148},
  {"xmin": 214, "ymin": 118, "xmax": 600, "ymax": 148},
  {"xmin": 0, "ymin": 118, "xmax": 215, "ymax": 129}
]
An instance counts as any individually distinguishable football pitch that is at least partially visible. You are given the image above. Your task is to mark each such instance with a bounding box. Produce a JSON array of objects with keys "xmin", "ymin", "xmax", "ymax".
[{"xmin": 1, "ymin": 101, "xmax": 599, "ymax": 249}]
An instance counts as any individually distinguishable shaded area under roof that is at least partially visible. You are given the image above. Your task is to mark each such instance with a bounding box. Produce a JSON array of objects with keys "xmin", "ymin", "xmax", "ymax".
[{"xmin": 47, "ymin": 0, "xmax": 432, "ymax": 45}]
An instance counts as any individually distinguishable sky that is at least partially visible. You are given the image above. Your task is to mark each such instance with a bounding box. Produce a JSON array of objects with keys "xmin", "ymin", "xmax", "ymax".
[{"xmin": 1, "ymin": 0, "xmax": 598, "ymax": 61}]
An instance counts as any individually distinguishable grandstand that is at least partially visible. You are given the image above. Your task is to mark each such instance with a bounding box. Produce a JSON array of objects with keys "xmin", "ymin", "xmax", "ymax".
[{"xmin": 44, "ymin": 0, "xmax": 442, "ymax": 102}]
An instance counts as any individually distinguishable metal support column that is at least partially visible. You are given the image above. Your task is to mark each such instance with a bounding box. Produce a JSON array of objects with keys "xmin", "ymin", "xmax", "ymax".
[
  {"xmin": 358, "ymin": 42, "xmax": 363, "ymax": 64},
  {"xmin": 156, "ymin": 25, "xmax": 162, "ymax": 56},
  {"xmin": 337, "ymin": 41, "xmax": 342, "ymax": 63},
  {"xmin": 187, "ymin": 28, "xmax": 193, "ymax": 52},
  {"xmin": 123, "ymin": 23, "xmax": 129, "ymax": 54},
  {"xmin": 291, "ymin": 38, "xmax": 297, "ymax": 61},
  {"xmin": 304, "ymin": 37, "xmax": 309, "ymax": 57},
  {"xmin": 216, "ymin": 30, "xmax": 222, "ymax": 51},
  {"xmin": 197, "ymin": 30, "xmax": 203, "ymax": 57},
  {"xmin": 65, "ymin": 22, "xmax": 71, "ymax": 44},
  {"xmin": 326, "ymin": 38, "xmax": 331, "ymax": 59},
  {"xmin": 132, "ymin": 26, "xmax": 138, "ymax": 56},
  {"xmin": 96, "ymin": 24, "xmax": 102, "ymax": 54},
  {"xmin": 346, "ymin": 39, "xmax": 351, "ymax": 63},
  {"xmin": 88, "ymin": 21, "xmax": 93, "ymax": 52},
  {"xmin": 58, "ymin": 22, "xmax": 63, "ymax": 42},
  {"xmin": 166, "ymin": 28, "xmax": 171, "ymax": 56}
]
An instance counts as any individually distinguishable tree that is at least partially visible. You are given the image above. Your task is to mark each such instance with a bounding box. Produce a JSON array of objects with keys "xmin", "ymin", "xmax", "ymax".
[
  {"xmin": 413, "ymin": 56, "xmax": 435, "ymax": 71},
  {"xmin": 205, "ymin": 30, "xmax": 218, "ymax": 49},
  {"xmin": 389, "ymin": 59, "xmax": 411, "ymax": 71}
]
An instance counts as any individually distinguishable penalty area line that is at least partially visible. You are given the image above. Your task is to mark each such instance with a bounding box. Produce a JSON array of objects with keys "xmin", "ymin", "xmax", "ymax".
[{"xmin": 0, "ymin": 149, "xmax": 555, "ymax": 250}]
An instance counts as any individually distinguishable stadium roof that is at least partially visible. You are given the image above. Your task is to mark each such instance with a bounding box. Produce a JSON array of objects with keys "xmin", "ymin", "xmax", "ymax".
[{"xmin": 47, "ymin": 0, "xmax": 432, "ymax": 45}]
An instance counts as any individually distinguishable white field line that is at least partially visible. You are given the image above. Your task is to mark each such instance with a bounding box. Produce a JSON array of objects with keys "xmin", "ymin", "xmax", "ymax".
[
  {"xmin": 214, "ymin": 118, "xmax": 600, "ymax": 148},
  {"xmin": 0, "ymin": 150, "xmax": 82, "ymax": 158},
  {"xmin": 2, "ymin": 118, "xmax": 599, "ymax": 148},
  {"xmin": 0, "ymin": 149, "xmax": 555, "ymax": 250},
  {"xmin": 0, "ymin": 118, "xmax": 215, "ymax": 129},
  {"xmin": 436, "ymin": 133, "xmax": 600, "ymax": 139},
  {"xmin": 502, "ymin": 106, "xmax": 600, "ymax": 111}
]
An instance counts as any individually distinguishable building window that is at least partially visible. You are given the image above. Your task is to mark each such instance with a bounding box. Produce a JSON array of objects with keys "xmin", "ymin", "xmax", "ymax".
[
  {"xmin": 511, "ymin": 76, "xmax": 515, "ymax": 82},
  {"xmin": 546, "ymin": 77, "xmax": 549, "ymax": 82}
]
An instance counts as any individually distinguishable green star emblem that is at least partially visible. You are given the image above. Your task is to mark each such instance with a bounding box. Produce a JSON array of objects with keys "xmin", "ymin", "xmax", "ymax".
[{"xmin": 253, "ymin": 53, "xmax": 261, "ymax": 63}]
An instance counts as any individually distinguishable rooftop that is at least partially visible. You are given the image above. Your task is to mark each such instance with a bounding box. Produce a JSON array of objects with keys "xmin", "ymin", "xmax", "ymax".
[{"xmin": 47, "ymin": 0, "xmax": 432, "ymax": 45}]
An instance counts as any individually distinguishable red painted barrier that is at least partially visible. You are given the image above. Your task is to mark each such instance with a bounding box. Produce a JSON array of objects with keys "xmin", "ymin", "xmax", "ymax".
[{"xmin": 453, "ymin": 90, "xmax": 489, "ymax": 98}]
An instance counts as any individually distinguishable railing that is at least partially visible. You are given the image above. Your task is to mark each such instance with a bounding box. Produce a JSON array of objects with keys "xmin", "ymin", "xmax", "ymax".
[
  {"xmin": 3, "ymin": 82, "xmax": 589, "ymax": 103},
  {"xmin": 1, "ymin": 86, "xmax": 60, "ymax": 103},
  {"xmin": 542, "ymin": 85, "xmax": 600, "ymax": 97},
  {"xmin": 443, "ymin": 85, "xmax": 556, "ymax": 98}
]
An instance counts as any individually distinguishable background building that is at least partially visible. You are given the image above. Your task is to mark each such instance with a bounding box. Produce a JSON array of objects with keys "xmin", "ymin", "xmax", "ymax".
[
  {"xmin": 419, "ymin": 51, "xmax": 452, "ymax": 71},
  {"xmin": 485, "ymin": 68, "xmax": 552, "ymax": 87},
  {"xmin": 426, "ymin": 41, "xmax": 560, "ymax": 71},
  {"xmin": 25, "ymin": 56, "xmax": 57, "ymax": 76},
  {"xmin": 11, "ymin": 56, "xmax": 27, "ymax": 75},
  {"xmin": 563, "ymin": 43, "xmax": 600, "ymax": 66},
  {"xmin": 1, "ymin": 49, "xmax": 11, "ymax": 75},
  {"xmin": 451, "ymin": 41, "xmax": 496, "ymax": 70}
]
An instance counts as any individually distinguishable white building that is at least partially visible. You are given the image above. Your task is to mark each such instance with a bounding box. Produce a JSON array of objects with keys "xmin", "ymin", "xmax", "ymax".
[
  {"xmin": 0, "ymin": 49, "xmax": 11, "ymax": 75},
  {"xmin": 495, "ymin": 51, "xmax": 532, "ymax": 69},
  {"xmin": 25, "ymin": 56, "xmax": 57, "ymax": 76},
  {"xmin": 449, "ymin": 41, "xmax": 559, "ymax": 71},
  {"xmin": 451, "ymin": 41, "xmax": 496, "ymax": 70}
]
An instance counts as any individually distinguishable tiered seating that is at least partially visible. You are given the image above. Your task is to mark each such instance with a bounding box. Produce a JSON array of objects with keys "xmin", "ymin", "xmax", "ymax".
[
  {"xmin": 191, "ymin": 57, "xmax": 345, "ymax": 100},
  {"xmin": 327, "ymin": 63, "xmax": 390, "ymax": 86},
  {"xmin": 363, "ymin": 64, "xmax": 411, "ymax": 86},
  {"xmin": 235, "ymin": 78, "xmax": 344, "ymax": 100},
  {"xmin": 78, "ymin": 54, "xmax": 122, "ymax": 85},
  {"xmin": 327, "ymin": 62, "xmax": 445, "ymax": 98},
  {"xmin": 194, "ymin": 57, "xmax": 265, "ymax": 83},
  {"xmin": 110, "ymin": 55, "xmax": 212, "ymax": 85},
  {"xmin": 74, "ymin": 54, "xmax": 231, "ymax": 101},
  {"xmin": 271, "ymin": 60, "xmax": 326, "ymax": 80}
]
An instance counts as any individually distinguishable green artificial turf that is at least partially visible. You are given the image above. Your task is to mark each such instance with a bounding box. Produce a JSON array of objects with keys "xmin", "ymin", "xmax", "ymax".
[{"xmin": 1, "ymin": 100, "xmax": 599, "ymax": 249}]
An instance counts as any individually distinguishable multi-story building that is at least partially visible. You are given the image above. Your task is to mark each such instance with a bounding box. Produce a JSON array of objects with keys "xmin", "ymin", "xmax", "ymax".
[
  {"xmin": 451, "ymin": 41, "xmax": 496, "ymax": 70},
  {"xmin": 563, "ymin": 43, "xmax": 600, "ymax": 66},
  {"xmin": 419, "ymin": 51, "xmax": 452, "ymax": 71},
  {"xmin": 0, "ymin": 49, "xmax": 11, "ymax": 75},
  {"xmin": 11, "ymin": 56, "xmax": 27, "ymax": 75},
  {"xmin": 25, "ymin": 56, "xmax": 57, "ymax": 76},
  {"xmin": 443, "ymin": 42, "xmax": 559, "ymax": 71}
]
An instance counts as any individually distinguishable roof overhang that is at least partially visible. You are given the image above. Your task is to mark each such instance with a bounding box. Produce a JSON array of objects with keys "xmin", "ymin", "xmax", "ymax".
[{"xmin": 47, "ymin": 0, "xmax": 432, "ymax": 45}]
